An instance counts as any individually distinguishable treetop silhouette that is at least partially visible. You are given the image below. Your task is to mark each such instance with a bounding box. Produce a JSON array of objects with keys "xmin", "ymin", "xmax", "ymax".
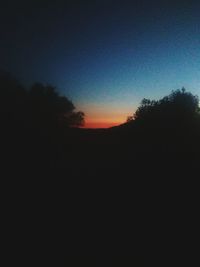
[
  {"xmin": 129, "ymin": 88, "xmax": 200, "ymax": 126},
  {"xmin": 0, "ymin": 70, "xmax": 85, "ymax": 128}
]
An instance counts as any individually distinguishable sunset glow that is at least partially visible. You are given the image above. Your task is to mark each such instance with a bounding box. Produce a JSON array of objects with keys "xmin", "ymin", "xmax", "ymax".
[
  {"xmin": 84, "ymin": 121, "xmax": 120, "ymax": 129},
  {"xmin": 77, "ymin": 102, "xmax": 134, "ymax": 128},
  {"xmin": 1, "ymin": 0, "xmax": 200, "ymax": 129}
]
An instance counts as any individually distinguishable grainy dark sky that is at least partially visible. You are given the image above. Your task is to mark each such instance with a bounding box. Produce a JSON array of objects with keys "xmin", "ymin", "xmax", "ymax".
[{"xmin": 1, "ymin": 0, "xmax": 200, "ymax": 127}]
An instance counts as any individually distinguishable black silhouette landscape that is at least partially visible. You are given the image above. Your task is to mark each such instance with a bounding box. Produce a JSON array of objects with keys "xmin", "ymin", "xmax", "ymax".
[
  {"xmin": 1, "ymin": 69, "xmax": 199, "ymax": 263},
  {"xmin": 2, "ymin": 67, "xmax": 200, "ymax": 267},
  {"xmin": 2, "ymin": 70, "xmax": 199, "ymax": 178},
  {"xmin": 1, "ymin": 0, "xmax": 200, "ymax": 265}
]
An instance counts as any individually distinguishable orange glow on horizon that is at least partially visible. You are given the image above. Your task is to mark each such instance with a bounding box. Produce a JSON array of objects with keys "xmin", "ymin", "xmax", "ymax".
[
  {"xmin": 78, "ymin": 103, "xmax": 134, "ymax": 128},
  {"xmin": 84, "ymin": 121, "xmax": 121, "ymax": 128},
  {"xmin": 83, "ymin": 114, "xmax": 128, "ymax": 128}
]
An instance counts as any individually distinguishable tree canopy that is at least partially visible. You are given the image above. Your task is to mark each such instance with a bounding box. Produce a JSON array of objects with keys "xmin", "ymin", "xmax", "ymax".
[
  {"xmin": 0, "ymin": 70, "xmax": 85, "ymax": 128},
  {"xmin": 129, "ymin": 88, "xmax": 200, "ymax": 126},
  {"xmin": 28, "ymin": 83, "xmax": 84, "ymax": 127}
]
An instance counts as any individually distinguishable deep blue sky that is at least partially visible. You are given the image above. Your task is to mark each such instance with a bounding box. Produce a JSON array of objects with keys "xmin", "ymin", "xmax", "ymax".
[{"xmin": 1, "ymin": 0, "xmax": 200, "ymax": 127}]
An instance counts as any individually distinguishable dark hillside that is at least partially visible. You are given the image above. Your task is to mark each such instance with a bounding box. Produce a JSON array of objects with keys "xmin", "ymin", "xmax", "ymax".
[{"xmin": 1, "ymin": 72, "xmax": 200, "ymax": 261}]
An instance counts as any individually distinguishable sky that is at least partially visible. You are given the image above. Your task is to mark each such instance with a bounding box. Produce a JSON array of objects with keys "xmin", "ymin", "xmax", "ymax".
[{"xmin": 1, "ymin": 0, "xmax": 200, "ymax": 128}]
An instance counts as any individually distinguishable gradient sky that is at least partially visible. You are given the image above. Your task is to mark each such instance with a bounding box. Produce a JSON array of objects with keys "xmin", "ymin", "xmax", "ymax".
[{"xmin": 1, "ymin": 0, "xmax": 200, "ymax": 127}]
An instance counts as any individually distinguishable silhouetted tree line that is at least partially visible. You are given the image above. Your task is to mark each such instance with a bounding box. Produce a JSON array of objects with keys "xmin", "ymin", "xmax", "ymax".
[
  {"xmin": 1, "ymin": 69, "xmax": 200, "ymax": 177},
  {"xmin": 127, "ymin": 87, "xmax": 200, "ymax": 129},
  {"xmin": 0, "ymin": 70, "xmax": 84, "ymax": 132},
  {"xmin": 123, "ymin": 87, "xmax": 200, "ymax": 175},
  {"xmin": 1, "ymin": 71, "xmax": 199, "ymax": 262},
  {"xmin": 0, "ymin": 70, "xmax": 86, "ymax": 174}
]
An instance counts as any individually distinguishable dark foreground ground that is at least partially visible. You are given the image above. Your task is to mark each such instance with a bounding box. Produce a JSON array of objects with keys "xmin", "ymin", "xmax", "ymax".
[
  {"xmin": 4, "ymin": 121, "xmax": 199, "ymax": 179},
  {"xmin": 2, "ymin": 122, "xmax": 200, "ymax": 265}
]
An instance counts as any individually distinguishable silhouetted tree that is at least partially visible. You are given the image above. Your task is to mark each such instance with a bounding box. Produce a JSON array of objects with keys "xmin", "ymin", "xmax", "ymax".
[
  {"xmin": 126, "ymin": 115, "xmax": 134, "ymax": 123},
  {"xmin": 0, "ymin": 71, "xmax": 85, "ymax": 129},
  {"xmin": 28, "ymin": 83, "xmax": 84, "ymax": 128},
  {"xmin": 65, "ymin": 111, "xmax": 85, "ymax": 127},
  {"xmin": 128, "ymin": 88, "xmax": 200, "ymax": 126}
]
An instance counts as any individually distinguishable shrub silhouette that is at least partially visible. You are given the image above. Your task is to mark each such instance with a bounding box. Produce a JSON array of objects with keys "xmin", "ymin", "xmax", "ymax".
[
  {"xmin": 28, "ymin": 83, "xmax": 84, "ymax": 128},
  {"xmin": 0, "ymin": 70, "xmax": 85, "ymax": 129},
  {"xmin": 130, "ymin": 88, "xmax": 200, "ymax": 127}
]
